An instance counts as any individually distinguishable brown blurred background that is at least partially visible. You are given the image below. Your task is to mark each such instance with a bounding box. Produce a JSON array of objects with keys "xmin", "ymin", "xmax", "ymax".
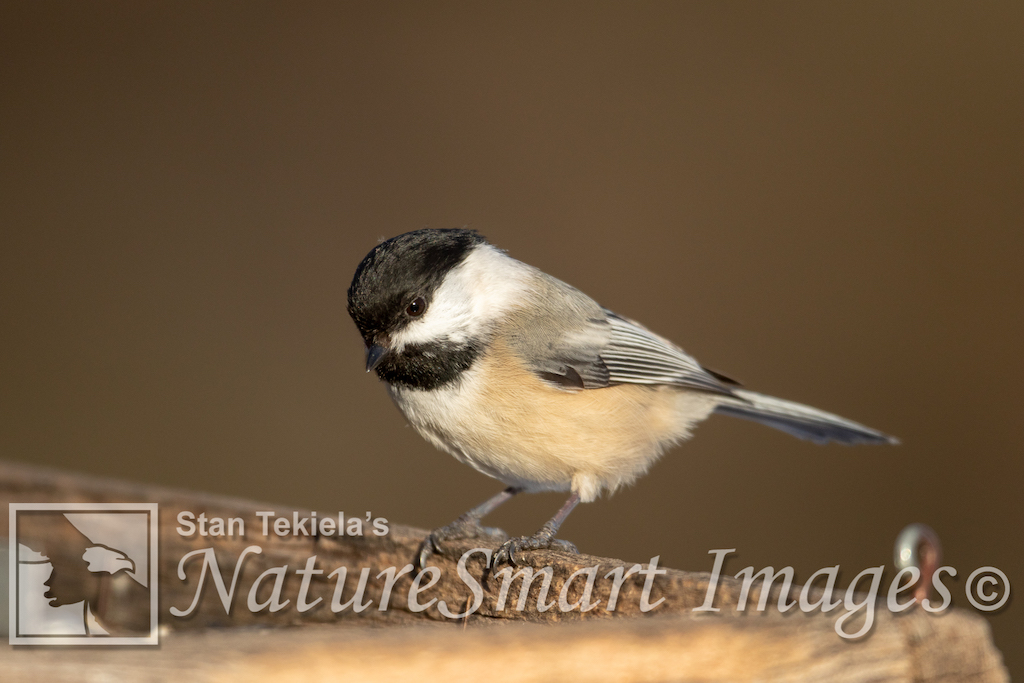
[{"xmin": 1, "ymin": 1, "xmax": 1021, "ymax": 672}]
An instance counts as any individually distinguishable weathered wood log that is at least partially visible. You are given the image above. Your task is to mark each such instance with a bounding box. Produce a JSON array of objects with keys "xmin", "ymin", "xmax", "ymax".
[
  {"xmin": 0, "ymin": 612, "xmax": 1010, "ymax": 683},
  {"xmin": 2, "ymin": 460, "xmax": 755, "ymax": 627},
  {"xmin": 0, "ymin": 460, "xmax": 1008, "ymax": 682}
]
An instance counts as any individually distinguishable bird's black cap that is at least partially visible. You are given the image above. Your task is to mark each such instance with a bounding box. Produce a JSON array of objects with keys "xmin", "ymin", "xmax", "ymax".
[{"xmin": 347, "ymin": 228, "xmax": 486, "ymax": 345}]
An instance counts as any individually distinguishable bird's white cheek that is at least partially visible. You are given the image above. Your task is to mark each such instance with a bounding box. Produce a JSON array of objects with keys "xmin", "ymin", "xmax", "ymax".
[
  {"xmin": 390, "ymin": 245, "xmax": 533, "ymax": 352},
  {"xmin": 390, "ymin": 301, "xmax": 473, "ymax": 350}
]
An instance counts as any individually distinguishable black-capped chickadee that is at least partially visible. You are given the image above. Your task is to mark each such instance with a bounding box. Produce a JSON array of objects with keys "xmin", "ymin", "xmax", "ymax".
[{"xmin": 347, "ymin": 229, "xmax": 896, "ymax": 567}]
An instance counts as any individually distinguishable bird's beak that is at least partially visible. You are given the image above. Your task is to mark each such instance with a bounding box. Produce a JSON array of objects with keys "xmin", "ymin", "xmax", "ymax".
[{"xmin": 365, "ymin": 343, "xmax": 388, "ymax": 372}]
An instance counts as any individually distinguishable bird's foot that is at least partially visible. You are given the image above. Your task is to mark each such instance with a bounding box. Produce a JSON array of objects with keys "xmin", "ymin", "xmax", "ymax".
[
  {"xmin": 417, "ymin": 516, "xmax": 508, "ymax": 570},
  {"xmin": 491, "ymin": 530, "xmax": 579, "ymax": 567}
]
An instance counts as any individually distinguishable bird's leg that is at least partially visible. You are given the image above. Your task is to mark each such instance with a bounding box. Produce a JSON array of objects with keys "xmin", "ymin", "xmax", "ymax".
[
  {"xmin": 417, "ymin": 487, "xmax": 520, "ymax": 569},
  {"xmin": 492, "ymin": 492, "xmax": 581, "ymax": 567}
]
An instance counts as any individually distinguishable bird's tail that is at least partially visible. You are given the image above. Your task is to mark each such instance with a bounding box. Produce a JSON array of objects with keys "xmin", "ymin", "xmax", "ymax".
[{"xmin": 713, "ymin": 389, "xmax": 898, "ymax": 445}]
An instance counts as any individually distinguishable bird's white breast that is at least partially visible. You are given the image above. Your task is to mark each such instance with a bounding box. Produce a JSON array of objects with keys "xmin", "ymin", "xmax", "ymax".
[
  {"xmin": 386, "ymin": 343, "xmax": 718, "ymax": 503},
  {"xmin": 386, "ymin": 367, "xmax": 519, "ymax": 484}
]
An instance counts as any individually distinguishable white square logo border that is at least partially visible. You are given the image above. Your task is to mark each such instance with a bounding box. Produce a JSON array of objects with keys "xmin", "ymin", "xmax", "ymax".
[{"xmin": 9, "ymin": 503, "xmax": 159, "ymax": 646}]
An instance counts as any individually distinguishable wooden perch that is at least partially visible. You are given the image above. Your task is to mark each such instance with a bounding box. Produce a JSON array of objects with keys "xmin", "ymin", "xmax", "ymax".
[{"xmin": 0, "ymin": 460, "xmax": 1009, "ymax": 682}]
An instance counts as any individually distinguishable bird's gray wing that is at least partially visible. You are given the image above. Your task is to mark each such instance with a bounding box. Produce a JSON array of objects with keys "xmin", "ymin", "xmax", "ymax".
[
  {"xmin": 505, "ymin": 271, "xmax": 735, "ymax": 396},
  {"xmin": 505, "ymin": 273, "xmax": 896, "ymax": 445},
  {"xmin": 502, "ymin": 275, "xmax": 612, "ymax": 390},
  {"xmin": 599, "ymin": 310, "xmax": 737, "ymax": 395}
]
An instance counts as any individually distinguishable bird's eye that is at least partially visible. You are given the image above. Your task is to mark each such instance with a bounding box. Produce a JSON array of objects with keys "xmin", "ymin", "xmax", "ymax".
[{"xmin": 406, "ymin": 296, "xmax": 427, "ymax": 317}]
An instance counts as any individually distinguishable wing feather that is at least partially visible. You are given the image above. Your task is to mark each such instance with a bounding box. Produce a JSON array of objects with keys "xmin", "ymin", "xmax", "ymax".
[
  {"xmin": 507, "ymin": 270, "xmax": 735, "ymax": 396},
  {"xmin": 601, "ymin": 312, "xmax": 735, "ymax": 395}
]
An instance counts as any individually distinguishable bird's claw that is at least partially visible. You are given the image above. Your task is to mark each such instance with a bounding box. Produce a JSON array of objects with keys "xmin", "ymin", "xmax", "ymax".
[
  {"xmin": 416, "ymin": 517, "xmax": 508, "ymax": 570},
  {"xmin": 491, "ymin": 535, "xmax": 579, "ymax": 567},
  {"xmin": 416, "ymin": 535, "xmax": 441, "ymax": 571}
]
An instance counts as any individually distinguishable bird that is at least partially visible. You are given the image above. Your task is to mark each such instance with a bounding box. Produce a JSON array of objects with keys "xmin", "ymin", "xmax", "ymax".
[{"xmin": 346, "ymin": 228, "xmax": 897, "ymax": 567}]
